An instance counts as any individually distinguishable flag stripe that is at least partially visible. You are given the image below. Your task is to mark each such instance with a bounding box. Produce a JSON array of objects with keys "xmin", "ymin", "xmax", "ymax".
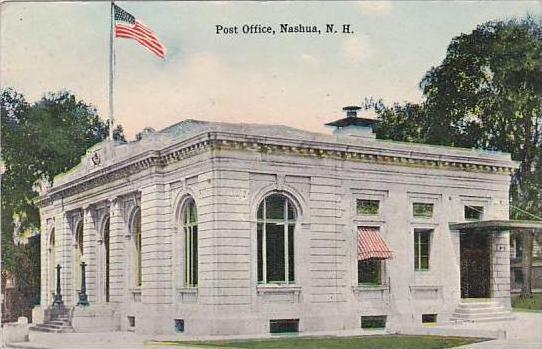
[
  {"xmin": 115, "ymin": 25, "xmax": 166, "ymax": 58},
  {"xmin": 113, "ymin": 5, "xmax": 166, "ymax": 59},
  {"xmin": 115, "ymin": 26, "xmax": 165, "ymax": 56},
  {"xmin": 116, "ymin": 25, "xmax": 164, "ymax": 51},
  {"xmin": 116, "ymin": 29, "xmax": 165, "ymax": 58}
]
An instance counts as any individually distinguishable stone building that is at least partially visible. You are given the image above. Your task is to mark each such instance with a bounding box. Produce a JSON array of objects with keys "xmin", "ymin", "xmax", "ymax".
[{"xmin": 33, "ymin": 108, "xmax": 518, "ymax": 336}]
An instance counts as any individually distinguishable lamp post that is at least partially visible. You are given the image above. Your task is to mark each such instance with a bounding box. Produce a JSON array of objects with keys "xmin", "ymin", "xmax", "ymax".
[
  {"xmin": 52, "ymin": 264, "xmax": 63, "ymax": 307},
  {"xmin": 77, "ymin": 260, "xmax": 89, "ymax": 306}
]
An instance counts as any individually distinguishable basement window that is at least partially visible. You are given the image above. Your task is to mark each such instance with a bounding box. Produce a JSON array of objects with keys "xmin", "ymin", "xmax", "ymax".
[
  {"xmin": 422, "ymin": 314, "xmax": 437, "ymax": 324},
  {"xmin": 361, "ymin": 316, "xmax": 387, "ymax": 329},
  {"xmin": 269, "ymin": 319, "xmax": 299, "ymax": 334},
  {"xmin": 174, "ymin": 319, "xmax": 185, "ymax": 333},
  {"xmin": 127, "ymin": 316, "xmax": 135, "ymax": 328}
]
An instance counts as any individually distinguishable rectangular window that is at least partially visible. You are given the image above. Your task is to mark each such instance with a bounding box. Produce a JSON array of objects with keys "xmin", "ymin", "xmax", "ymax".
[
  {"xmin": 357, "ymin": 199, "xmax": 380, "ymax": 215},
  {"xmin": 358, "ymin": 260, "xmax": 381, "ymax": 285},
  {"xmin": 127, "ymin": 316, "xmax": 135, "ymax": 328},
  {"xmin": 174, "ymin": 319, "xmax": 184, "ymax": 333},
  {"xmin": 413, "ymin": 203, "xmax": 434, "ymax": 218},
  {"xmin": 422, "ymin": 314, "xmax": 437, "ymax": 323},
  {"xmin": 414, "ymin": 229, "xmax": 432, "ymax": 271},
  {"xmin": 269, "ymin": 319, "xmax": 299, "ymax": 334},
  {"xmin": 361, "ymin": 316, "xmax": 387, "ymax": 329},
  {"xmin": 464, "ymin": 206, "xmax": 483, "ymax": 220}
]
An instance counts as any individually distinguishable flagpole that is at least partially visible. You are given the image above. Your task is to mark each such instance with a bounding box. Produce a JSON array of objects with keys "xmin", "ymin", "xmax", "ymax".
[{"xmin": 109, "ymin": 0, "xmax": 115, "ymax": 141}]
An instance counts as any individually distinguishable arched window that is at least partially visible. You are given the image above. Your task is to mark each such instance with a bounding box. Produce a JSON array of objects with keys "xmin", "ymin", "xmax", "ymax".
[
  {"xmin": 75, "ymin": 221, "xmax": 84, "ymax": 292},
  {"xmin": 131, "ymin": 208, "xmax": 142, "ymax": 287},
  {"xmin": 49, "ymin": 229, "xmax": 56, "ymax": 298},
  {"xmin": 257, "ymin": 194, "xmax": 296, "ymax": 284},
  {"xmin": 182, "ymin": 198, "xmax": 198, "ymax": 287},
  {"xmin": 103, "ymin": 216, "xmax": 110, "ymax": 302}
]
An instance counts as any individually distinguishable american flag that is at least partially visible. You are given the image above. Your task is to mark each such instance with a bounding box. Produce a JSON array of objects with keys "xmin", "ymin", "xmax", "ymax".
[{"xmin": 114, "ymin": 4, "xmax": 167, "ymax": 59}]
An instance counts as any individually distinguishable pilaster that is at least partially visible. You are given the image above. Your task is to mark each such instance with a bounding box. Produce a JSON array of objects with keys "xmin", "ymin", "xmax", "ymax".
[
  {"xmin": 491, "ymin": 231, "xmax": 511, "ymax": 308},
  {"xmin": 109, "ymin": 197, "xmax": 125, "ymax": 304},
  {"xmin": 83, "ymin": 206, "xmax": 98, "ymax": 303}
]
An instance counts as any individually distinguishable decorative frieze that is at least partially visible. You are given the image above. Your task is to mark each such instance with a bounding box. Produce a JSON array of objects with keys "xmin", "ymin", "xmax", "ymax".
[{"xmin": 36, "ymin": 131, "xmax": 517, "ymax": 206}]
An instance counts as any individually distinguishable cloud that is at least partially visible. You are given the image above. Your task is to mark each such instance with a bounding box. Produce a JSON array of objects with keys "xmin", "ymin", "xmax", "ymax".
[
  {"xmin": 358, "ymin": 1, "xmax": 393, "ymax": 15},
  {"xmin": 341, "ymin": 36, "xmax": 373, "ymax": 65}
]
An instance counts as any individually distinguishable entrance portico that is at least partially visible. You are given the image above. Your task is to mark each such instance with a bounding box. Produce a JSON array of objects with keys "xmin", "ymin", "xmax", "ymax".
[{"xmin": 451, "ymin": 220, "xmax": 542, "ymax": 308}]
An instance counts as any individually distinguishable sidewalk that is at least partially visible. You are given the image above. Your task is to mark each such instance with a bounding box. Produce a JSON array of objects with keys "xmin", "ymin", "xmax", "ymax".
[{"xmin": 5, "ymin": 311, "xmax": 541, "ymax": 349}]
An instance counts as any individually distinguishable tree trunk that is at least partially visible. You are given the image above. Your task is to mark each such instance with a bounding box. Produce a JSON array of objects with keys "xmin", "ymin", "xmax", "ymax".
[{"xmin": 520, "ymin": 229, "xmax": 534, "ymax": 298}]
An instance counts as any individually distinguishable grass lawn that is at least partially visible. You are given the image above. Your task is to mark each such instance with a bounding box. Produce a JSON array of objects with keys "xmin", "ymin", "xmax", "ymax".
[
  {"xmin": 152, "ymin": 335, "xmax": 487, "ymax": 349},
  {"xmin": 512, "ymin": 293, "xmax": 542, "ymax": 311}
]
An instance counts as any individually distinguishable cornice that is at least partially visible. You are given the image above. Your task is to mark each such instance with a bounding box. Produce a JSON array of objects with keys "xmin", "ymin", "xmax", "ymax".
[{"xmin": 36, "ymin": 131, "xmax": 518, "ymax": 206}]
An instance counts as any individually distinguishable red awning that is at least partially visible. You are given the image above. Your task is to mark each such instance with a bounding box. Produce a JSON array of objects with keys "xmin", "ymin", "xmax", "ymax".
[{"xmin": 357, "ymin": 227, "xmax": 393, "ymax": 260}]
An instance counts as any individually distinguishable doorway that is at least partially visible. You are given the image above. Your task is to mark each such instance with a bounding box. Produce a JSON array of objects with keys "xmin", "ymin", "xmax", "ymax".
[{"xmin": 460, "ymin": 232, "xmax": 491, "ymax": 298}]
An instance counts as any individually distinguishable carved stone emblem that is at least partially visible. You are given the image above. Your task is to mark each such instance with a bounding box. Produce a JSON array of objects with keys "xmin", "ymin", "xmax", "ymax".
[{"xmin": 91, "ymin": 151, "xmax": 101, "ymax": 166}]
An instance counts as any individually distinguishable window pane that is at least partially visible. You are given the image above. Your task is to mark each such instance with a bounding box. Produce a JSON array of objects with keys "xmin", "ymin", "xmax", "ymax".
[
  {"xmin": 287, "ymin": 202, "xmax": 295, "ymax": 220},
  {"xmin": 137, "ymin": 222, "xmax": 142, "ymax": 286},
  {"xmin": 357, "ymin": 199, "xmax": 379, "ymax": 215},
  {"xmin": 266, "ymin": 195, "xmax": 285, "ymax": 220},
  {"xmin": 266, "ymin": 223, "xmax": 285, "ymax": 282},
  {"xmin": 413, "ymin": 203, "xmax": 433, "ymax": 218},
  {"xmin": 191, "ymin": 226, "xmax": 198, "ymax": 286},
  {"xmin": 465, "ymin": 206, "xmax": 483, "ymax": 220},
  {"xmin": 189, "ymin": 202, "xmax": 197, "ymax": 224},
  {"xmin": 414, "ymin": 230, "xmax": 431, "ymax": 270},
  {"xmin": 358, "ymin": 259, "xmax": 381, "ymax": 284},
  {"xmin": 288, "ymin": 224, "xmax": 294, "ymax": 283},
  {"xmin": 257, "ymin": 223, "xmax": 263, "ymax": 282},
  {"xmin": 257, "ymin": 202, "xmax": 264, "ymax": 220}
]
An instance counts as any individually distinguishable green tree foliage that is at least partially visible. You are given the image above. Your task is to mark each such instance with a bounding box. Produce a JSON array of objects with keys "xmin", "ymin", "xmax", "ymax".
[
  {"xmin": 1, "ymin": 89, "xmax": 125, "ymax": 315},
  {"xmin": 374, "ymin": 17, "xmax": 541, "ymax": 296}
]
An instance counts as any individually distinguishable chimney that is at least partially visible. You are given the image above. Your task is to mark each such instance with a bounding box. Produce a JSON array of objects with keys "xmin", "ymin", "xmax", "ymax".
[{"xmin": 325, "ymin": 105, "xmax": 378, "ymax": 139}]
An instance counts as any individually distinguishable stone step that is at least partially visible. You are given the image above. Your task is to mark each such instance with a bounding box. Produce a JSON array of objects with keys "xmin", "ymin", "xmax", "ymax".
[
  {"xmin": 450, "ymin": 315, "xmax": 515, "ymax": 323},
  {"xmin": 457, "ymin": 302, "xmax": 501, "ymax": 309},
  {"xmin": 47, "ymin": 320, "xmax": 71, "ymax": 326},
  {"xmin": 29, "ymin": 326, "xmax": 74, "ymax": 333},
  {"xmin": 452, "ymin": 311, "xmax": 513, "ymax": 319},
  {"xmin": 454, "ymin": 307, "xmax": 507, "ymax": 315}
]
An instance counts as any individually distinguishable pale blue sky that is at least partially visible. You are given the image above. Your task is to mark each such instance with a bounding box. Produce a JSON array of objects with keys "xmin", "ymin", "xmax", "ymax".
[{"xmin": 1, "ymin": 1, "xmax": 540, "ymax": 138}]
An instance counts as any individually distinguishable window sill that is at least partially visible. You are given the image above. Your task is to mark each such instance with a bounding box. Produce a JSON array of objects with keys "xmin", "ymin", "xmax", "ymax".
[
  {"xmin": 353, "ymin": 217, "xmax": 384, "ymax": 224},
  {"xmin": 353, "ymin": 285, "xmax": 389, "ymax": 292},
  {"xmin": 130, "ymin": 288, "xmax": 141, "ymax": 303},
  {"xmin": 177, "ymin": 287, "xmax": 198, "ymax": 294},
  {"xmin": 176, "ymin": 287, "xmax": 198, "ymax": 304},
  {"xmin": 257, "ymin": 284, "xmax": 301, "ymax": 294},
  {"xmin": 409, "ymin": 285, "xmax": 441, "ymax": 293}
]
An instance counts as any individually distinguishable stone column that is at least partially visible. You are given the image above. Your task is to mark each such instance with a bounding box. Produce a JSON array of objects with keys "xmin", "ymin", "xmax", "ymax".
[
  {"xmin": 56, "ymin": 211, "xmax": 74, "ymax": 305},
  {"xmin": 83, "ymin": 207, "xmax": 98, "ymax": 303},
  {"xmin": 108, "ymin": 197, "xmax": 125, "ymax": 304},
  {"xmin": 40, "ymin": 218, "xmax": 53, "ymax": 307},
  {"xmin": 491, "ymin": 230, "xmax": 511, "ymax": 308}
]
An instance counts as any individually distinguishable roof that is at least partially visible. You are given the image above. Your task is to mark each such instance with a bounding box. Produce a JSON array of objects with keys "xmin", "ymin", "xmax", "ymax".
[
  {"xmin": 449, "ymin": 220, "xmax": 542, "ymax": 232},
  {"xmin": 41, "ymin": 119, "xmax": 519, "ymax": 202}
]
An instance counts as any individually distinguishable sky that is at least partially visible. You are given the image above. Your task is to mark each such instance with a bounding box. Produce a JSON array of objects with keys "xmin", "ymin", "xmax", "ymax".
[{"xmin": 1, "ymin": 0, "xmax": 541, "ymax": 139}]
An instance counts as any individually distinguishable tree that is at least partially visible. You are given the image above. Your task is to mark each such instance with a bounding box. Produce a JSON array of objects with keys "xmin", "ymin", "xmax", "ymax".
[
  {"xmin": 374, "ymin": 17, "xmax": 542, "ymax": 297},
  {"xmin": 1, "ymin": 89, "xmax": 125, "ymax": 320}
]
